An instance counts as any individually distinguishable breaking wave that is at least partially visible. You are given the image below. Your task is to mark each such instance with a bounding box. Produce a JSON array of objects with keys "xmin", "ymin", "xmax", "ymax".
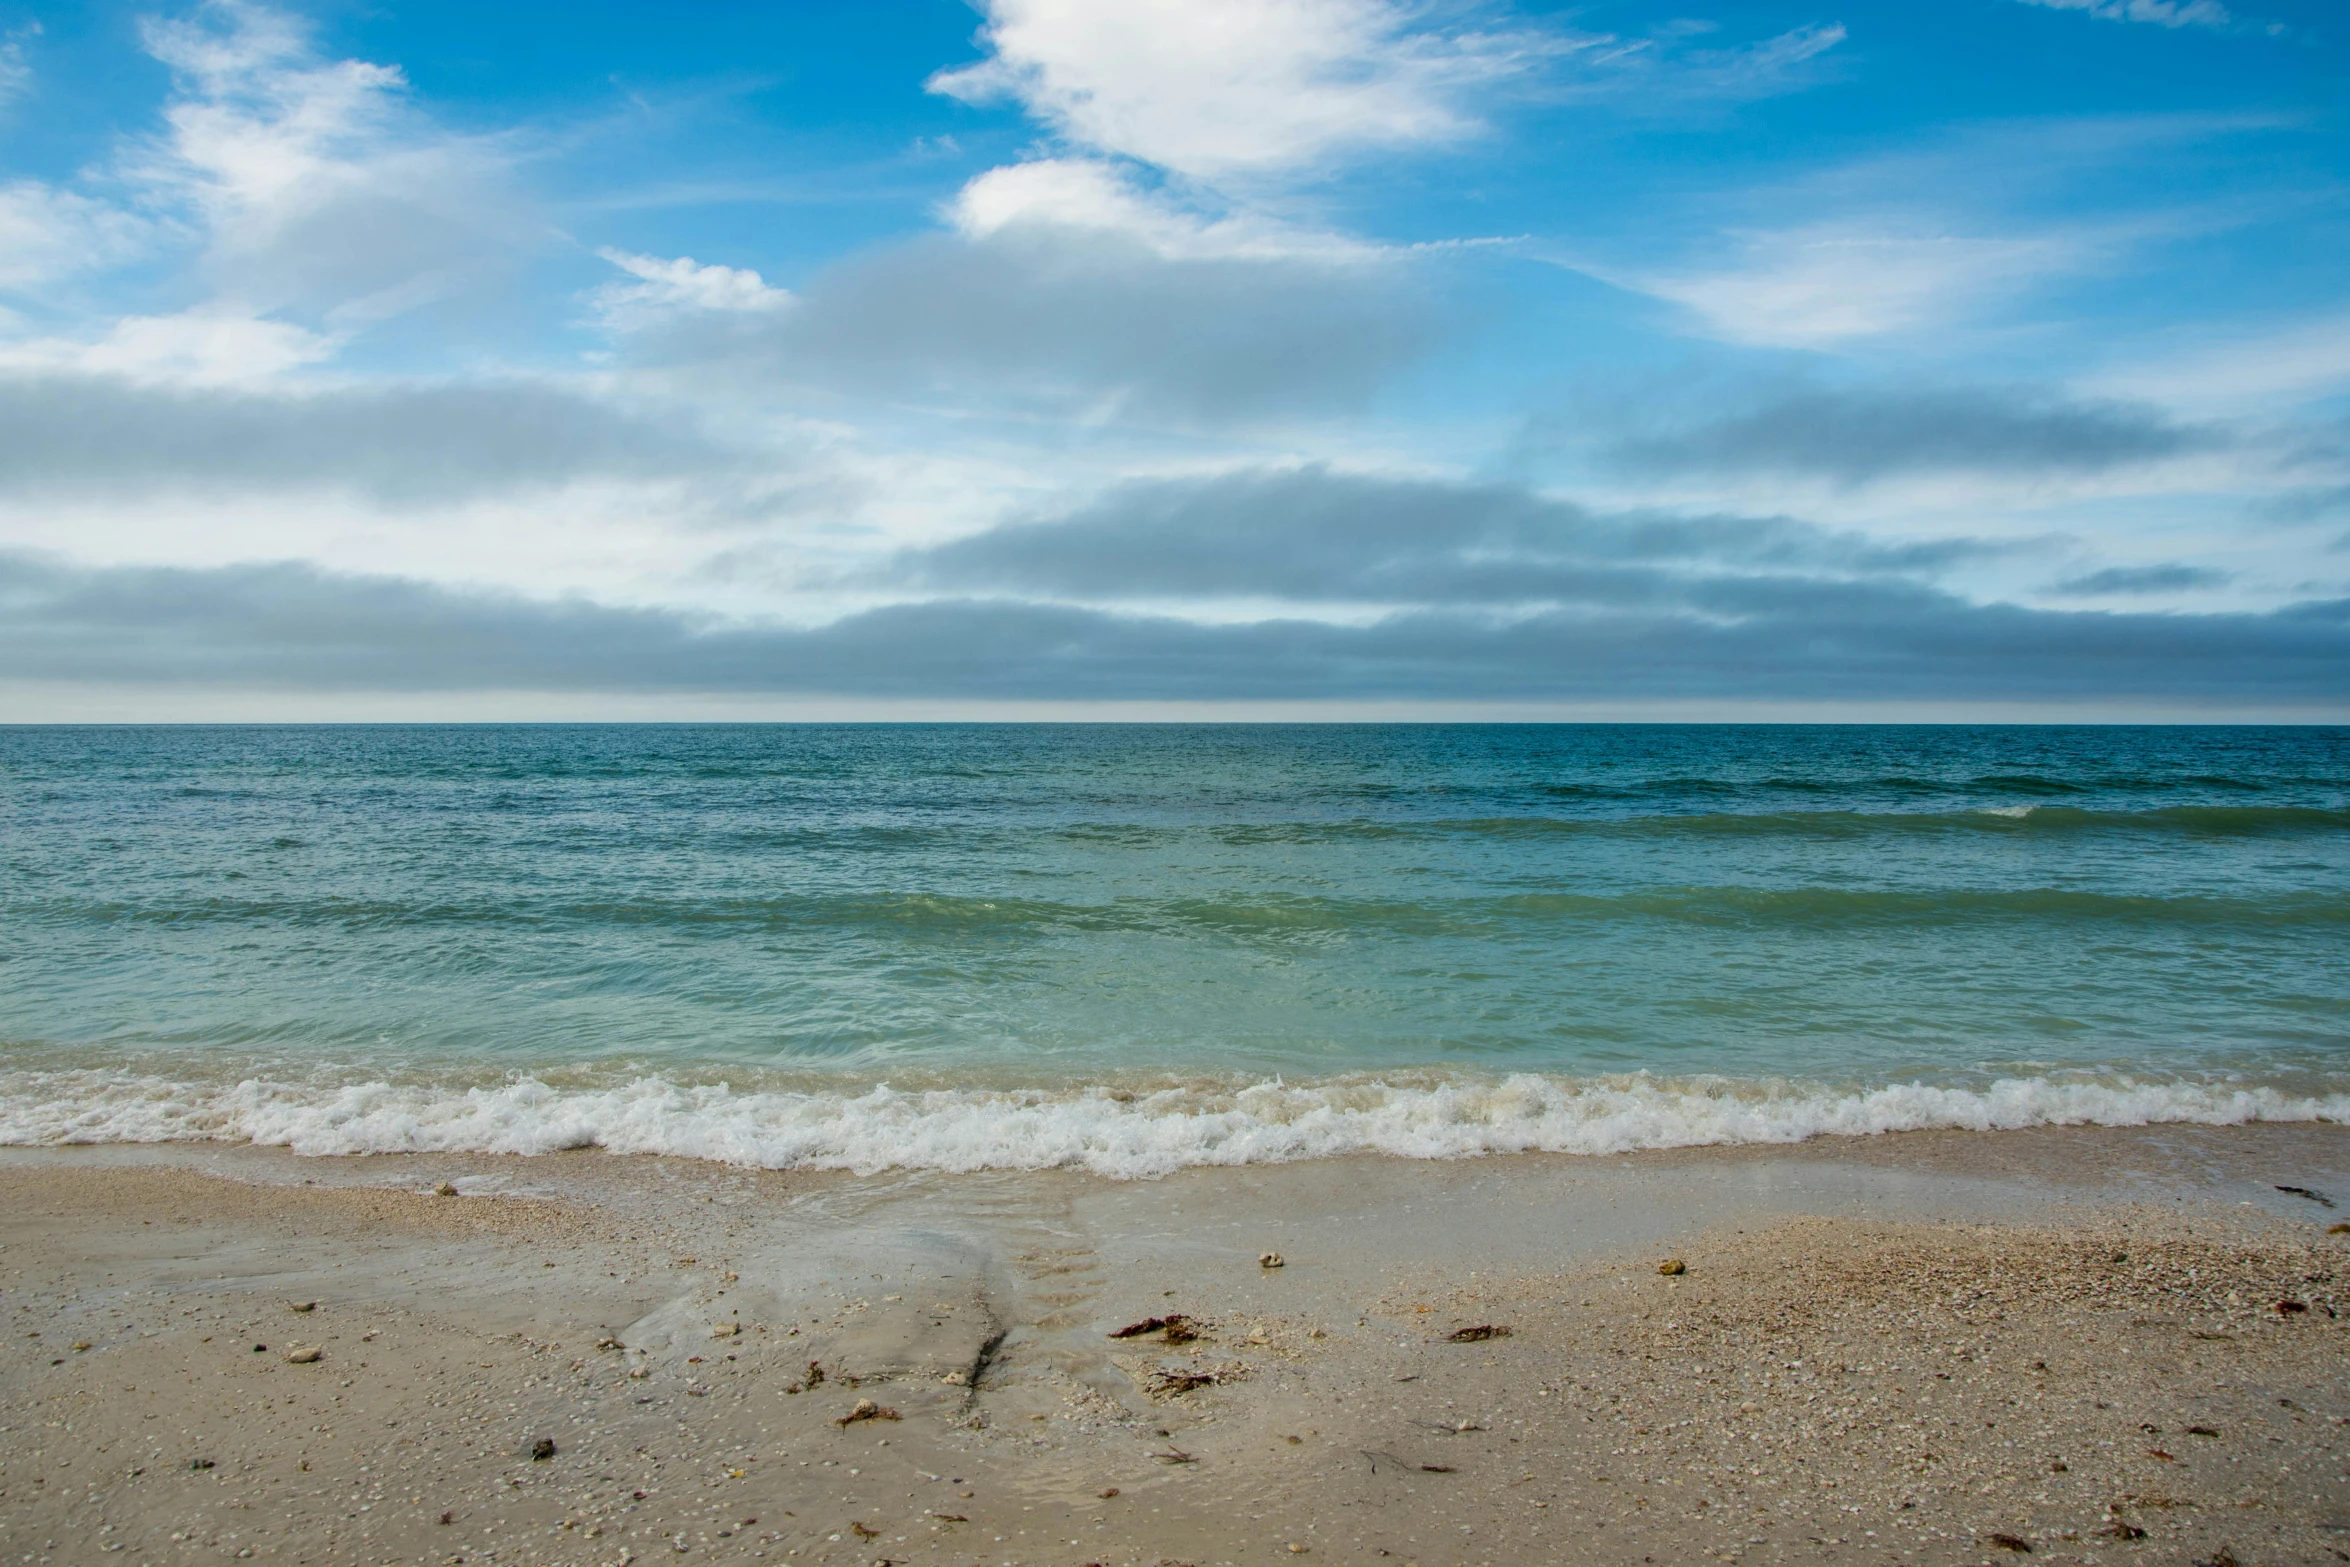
[{"xmin": 3, "ymin": 1067, "xmax": 2344, "ymax": 1180}]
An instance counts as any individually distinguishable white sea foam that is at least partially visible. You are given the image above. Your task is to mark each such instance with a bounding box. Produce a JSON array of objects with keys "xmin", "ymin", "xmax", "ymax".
[{"xmin": 2, "ymin": 1069, "xmax": 2344, "ymax": 1179}]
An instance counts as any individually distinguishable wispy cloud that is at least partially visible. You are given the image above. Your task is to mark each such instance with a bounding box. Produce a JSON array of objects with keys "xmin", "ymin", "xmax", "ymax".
[
  {"xmin": 2011, "ymin": 0, "xmax": 2235, "ymax": 30},
  {"xmin": 1619, "ymin": 222, "xmax": 2091, "ymax": 349},
  {"xmin": 0, "ymin": 25, "xmax": 36, "ymax": 111},
  {"xmin": 2091, "ymin": 309, "xmax": 2350, "ymax": 413},
  {"xmin": 0, "ymin": 182, "xmax": 151, "ymax": 293}
]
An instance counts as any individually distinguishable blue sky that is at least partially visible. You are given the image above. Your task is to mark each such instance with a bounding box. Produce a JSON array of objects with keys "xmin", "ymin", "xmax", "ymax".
[{"xmin": 1, "ymin": 0, "xmax": 2346, "ymax": 718}]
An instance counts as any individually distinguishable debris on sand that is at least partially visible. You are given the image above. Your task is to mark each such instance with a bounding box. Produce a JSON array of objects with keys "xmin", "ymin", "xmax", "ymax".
[
  {"xmin": 433, "ymin": 1182, "xmax": 459, "ymax": 1197},
  {"xmin": 1658, "ymin": 1258, "xmax": 1688, "ymax": 1276},
  {"xmin": 1446, "ymin": 1325, "xmax": 1510, "ymax": 1343},
  {"xmin": 1109, "ymin": 1315, "xmax": 1192, "ymax": 1340},
  {"xmin": 2274, "ymin": 1185, "xmax": 2334, "ymax": 1208},
  {"xmin": 283, "ymin": 1346, "xmax": 323, "ymax": 1364},
  {"xmin": 1150, "ymin": 1369, "xmax": 1221, "ymax": 1396},
  {"xmin": 1259, "ymin": 1252, "xmax": 1285, "ymax": 1269},
  {"xmin": 1984, "ymin": 1533, "xmax": 2033, "ymax": 1553},
  {"xmin": 835, "ymin": 1398, "xmax": 901, "ymax": 1427},
  {"xmin": 1150, "ymin": 1447, "xmax": 1197, "ymax": 1464},
  {"xmin": 287, "ymin": 1301, "xmax": 317, "ymax": 1313},
  {"xmin": 528, "ymin": 1437, "xmax": 557, "ymax": 1461}
]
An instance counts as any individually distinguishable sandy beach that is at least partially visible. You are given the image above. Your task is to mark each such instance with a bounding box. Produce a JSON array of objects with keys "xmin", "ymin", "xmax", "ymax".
[{"xmin": 4, "ymin": 1124, "xmax": 2347, "ymax": 1567}]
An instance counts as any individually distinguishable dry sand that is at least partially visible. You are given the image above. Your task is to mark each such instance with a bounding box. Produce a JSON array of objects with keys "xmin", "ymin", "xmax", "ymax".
[{"xmin": 3, "ymin": 1124, "xmax": 2347, "ymax": 1567}]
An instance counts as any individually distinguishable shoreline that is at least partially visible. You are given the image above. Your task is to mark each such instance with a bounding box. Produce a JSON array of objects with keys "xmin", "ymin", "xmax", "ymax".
[{"xmin": 5, "ymin": 1123, "xmax": 2348, "ymax": 1567}]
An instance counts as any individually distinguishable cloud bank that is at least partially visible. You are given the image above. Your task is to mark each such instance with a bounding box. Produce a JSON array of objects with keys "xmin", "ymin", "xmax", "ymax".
[{"xmin": 4, "ymin": 542, "xmax": 2341, "ymax": 705}]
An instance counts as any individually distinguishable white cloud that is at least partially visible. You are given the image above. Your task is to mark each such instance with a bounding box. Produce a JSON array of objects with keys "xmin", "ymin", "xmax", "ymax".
[
  {"xmin": 591, "ymin": 249, "xmax": 795, "ymax": 332},
  {"xmin": 128, "ymin": 1, "xmax": 536, "ymax": 326},
  {"xmin": 946, "ymin": 158, "xmax": 1378, "ymax": 262},
  {"xmin": 0, "ymin": 1, "xmax": 545, "ymax": 390},
  {"xmin": 927, "ymin": 0, "xmax": 1541, "ymax": 184},
  {"xmin": 2011, "ymin": 0, "xmax": 2233, "ymax": 28},
  {"xmin": 920, "ymin": 3, "xmax": 1843, "ymax": 285},
  {"xmin": 1624, "ymin": 223, "xmax": 2089, "ymax": 349},
  {"xmin": 0, "ymin": 310, "xmax": 336, "ymax": 384}
]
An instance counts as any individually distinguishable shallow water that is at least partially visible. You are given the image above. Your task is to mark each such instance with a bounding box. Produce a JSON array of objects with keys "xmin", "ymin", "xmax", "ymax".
[{"xmin": 3, "ymin": 723, "xmax": 2345, "ymax": 1173}]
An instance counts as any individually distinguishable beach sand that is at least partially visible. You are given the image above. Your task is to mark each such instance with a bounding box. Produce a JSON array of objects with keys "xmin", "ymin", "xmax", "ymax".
[{"xmin": 3, "ymin": 1124, "xmax": 2347, "ymax": 1567}]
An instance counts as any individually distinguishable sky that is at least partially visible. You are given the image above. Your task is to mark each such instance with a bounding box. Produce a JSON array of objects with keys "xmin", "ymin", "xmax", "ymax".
[{"xmin": 0, "ymin": 0, "xmax": 2346, "ymax": 720}]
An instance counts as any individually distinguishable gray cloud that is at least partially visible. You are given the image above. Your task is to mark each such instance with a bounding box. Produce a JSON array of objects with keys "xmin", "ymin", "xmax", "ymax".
[
  {"xmin": 3, "ymin": 550, "xmax": 2342, "ymax": 704},
  {"xmin": 2049, "ymin": 563, "xmax": 2232, "ymax": 596},
  {"xmin": 0, "ymin": 372, "xmax": 760, "ymax": 506},
  {"xmin": 1597, "ymin": 385, "xmax": 2220, "ymax": 484},
  {"xmin": 634, "ymin": 229, "xmax": 1445, "ymax": 422},
  {"xmin": 878, "ymin": 465, "xmax": 2021, "ymax": 605},
  {"xmin": 2258, "ymin": 484, "xmax": 2350, "ymax": 525}
]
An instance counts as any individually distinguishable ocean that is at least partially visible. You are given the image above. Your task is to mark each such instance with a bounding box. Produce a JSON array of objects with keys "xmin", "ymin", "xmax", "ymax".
[{"xmin": 2, "ymin": 723, "xmax": 2344, "ymax": 1176}]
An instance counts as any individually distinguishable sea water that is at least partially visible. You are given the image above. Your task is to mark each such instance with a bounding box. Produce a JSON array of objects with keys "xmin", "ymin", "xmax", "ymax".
[{"xmin": 1, "ymin": 724, "xmax": 2344, "ymax": 1175}]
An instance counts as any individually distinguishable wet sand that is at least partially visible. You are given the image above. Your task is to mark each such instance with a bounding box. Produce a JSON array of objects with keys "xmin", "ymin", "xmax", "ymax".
[{"xmin": 3, "ymin": 1124, "xmax": 2348, "ymax": 1567}]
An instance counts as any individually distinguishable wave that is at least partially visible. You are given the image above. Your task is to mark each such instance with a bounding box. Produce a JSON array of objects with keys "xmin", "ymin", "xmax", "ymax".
[
  {"xmin": 19, "ymin": 882, "xmax": 2344, "ymax": 940},
  {"xmin": 1403, "ymin": 804, "xmax": 2350, "ymax": 841},
  {"xmin": 3, "ymin": 1068, "xmax": 2344, "ymax": 1180}
]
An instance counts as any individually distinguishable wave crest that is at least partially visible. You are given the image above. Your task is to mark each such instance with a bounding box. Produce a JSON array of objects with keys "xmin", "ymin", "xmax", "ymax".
[{"xmin": 2, "ymin": 1069, "xmax": 2344, "ymax": 1179}]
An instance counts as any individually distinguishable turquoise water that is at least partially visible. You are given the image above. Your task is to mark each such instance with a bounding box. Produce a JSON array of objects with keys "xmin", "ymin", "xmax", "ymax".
[{"xmin": 2, "ymin": 724, "xmax": 2345, "ymax": 1174}]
